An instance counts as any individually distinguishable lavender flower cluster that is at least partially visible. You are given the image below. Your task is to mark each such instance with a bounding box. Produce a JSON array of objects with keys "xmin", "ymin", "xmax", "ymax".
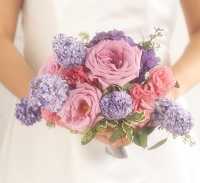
[
  {"xmin": 100, "ymin": 91, "xmax": 133, "ymax": 120},
  {"xmin": 16, "ymin": 74, "xmax": 69, "ymax": 125},
  {"xmin": 87, "ymin": 29, "xmax": 137, "ymax": 48},
  {"xmin": 15, "ymin": 97, "xmax": 41, "ymax": 126},
  {"xmin": 136, "ymin": 50, "xmax": 160, "ymax": 83},
  {"xmin": 29, "ymin": 74, "xmax": 69, "ymax": 113},
  {"xmin": 52, "ymin": 34, "xmax": 87, "ymax": 68},
  {"xmin": 150, "ymin": 97, "xmax": 193, "ymax": 136}
]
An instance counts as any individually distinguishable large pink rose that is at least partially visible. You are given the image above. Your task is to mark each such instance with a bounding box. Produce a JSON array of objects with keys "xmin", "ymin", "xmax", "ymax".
[
  {"xmin": 130, "ymin": 83, "xmax": 156, "ymax": 127},
  {"xmin": 85, "ymin": 39, "xmax": 142, "ymax": 89},
  {"xmin": 146, "ymin": 66, "xmax": 176, "ymax": 97},
  {"xmin": 38, "ymin": 56, "xmax": 61, "ymax": 75},
  {"xmin": 58, "ymin": 83, "xmax": 103, "ymax": 132}
]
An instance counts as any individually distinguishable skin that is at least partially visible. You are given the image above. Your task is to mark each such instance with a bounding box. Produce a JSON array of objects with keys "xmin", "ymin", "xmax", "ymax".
[{"xmin": 0, "ymin": 0, "xmax": 200, "ymax": 147}]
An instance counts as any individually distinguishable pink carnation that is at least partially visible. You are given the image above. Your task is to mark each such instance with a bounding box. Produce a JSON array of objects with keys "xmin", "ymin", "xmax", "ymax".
[
  {"xmin": 146, "ymin": 66, "xmax": 176, "ymax": 97},
  {"xmin": 85, "ymin": 39, "xmax": 142, "ymax": 89},
  {"xmin": 130, "ymin": 83, "xmax": 156, "ymax": 127},
  {"xmin": 38, "ymin": 56, "xmax": 61, "ymax": 75},
  {"xmin": 59, "ymin": 66, "xmax": 91, "ymax": 85},
  {"xmin": 41, "ymin": 109, "xmax": 66, "ymax": 127},
  {"xmin": 58, "ymin": 83, "xmax": 103, "ymax": 132}
]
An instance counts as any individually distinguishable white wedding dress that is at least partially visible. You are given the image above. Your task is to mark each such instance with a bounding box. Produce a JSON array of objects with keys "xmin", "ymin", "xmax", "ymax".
[{"xmin": 1, "ymin": 0, "xmax": 200, "ymax": 183}]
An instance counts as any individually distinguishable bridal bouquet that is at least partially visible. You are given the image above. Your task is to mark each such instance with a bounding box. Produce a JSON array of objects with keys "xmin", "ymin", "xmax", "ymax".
[{"xmin": 15, "ymin": 28, "xmax": 195, "ymax": 152}]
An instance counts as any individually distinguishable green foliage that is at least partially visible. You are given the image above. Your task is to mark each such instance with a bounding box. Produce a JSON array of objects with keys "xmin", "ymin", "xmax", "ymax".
[
  {"xmin": 70, "ymin": 129, "xmax": 78, "ymax": 134},
  {"xmin": 125, "ymin": 111, "xmax": 146, "ymax": 124},
  {"xmin": 138, "ymin": 127, "xmax": 148, "ymax": 148},
  {"xmin": 78, "ymin": 32, "xmax": 90, "ymax": 44},
  {"xmin": 140, "ymin": 27, "xmax": 163, "ymax": 51},
  {"xmin": 46, "ymin": 122, "xmax": 55, "ymax": 129},
  {"xmin": 123, "ymin": 82, "xmax": 134, "ymax": 91},
  {"xmin": 81, "ymin": 128, "xmax": 97, "ymax": 145},
  {"xmin": 122, "ymin": 123, "xmax": 134, "ymax": 143},
  {"xmin": 181, "ymin": 134, "xmax": 196, "ymax": 147},
  {"xmin": 102, "ymin": 84, "xmax": 123, "ymax": 95},
  {"xmin": 109, "ymin": 126, "xmax": 124, "ymax": 143},
  {"xmin": 148, "ymin": 137, "xmax": 168, "ymax": 150},
  {"xmin": 174, "ymin": 81, "xmax": 180, "ymax": 88}
]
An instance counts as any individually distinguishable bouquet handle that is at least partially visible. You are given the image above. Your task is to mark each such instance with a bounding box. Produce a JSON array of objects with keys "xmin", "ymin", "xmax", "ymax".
[{"xmin": 105, "ymin": 145, "xmax": 128, "ymax": 159}]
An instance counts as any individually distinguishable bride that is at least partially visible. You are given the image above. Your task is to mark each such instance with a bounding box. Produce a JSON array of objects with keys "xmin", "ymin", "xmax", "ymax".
[{"xmin": 0, "ymin": 0, "xmax": 200, "ymax": 182}]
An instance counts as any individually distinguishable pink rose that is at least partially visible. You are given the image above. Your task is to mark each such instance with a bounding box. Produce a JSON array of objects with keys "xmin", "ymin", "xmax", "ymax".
[
  {"xmin": 85, "ymin": 39, "xmax": 142, "ymax": 89},
  {"xmin": 38, "ymin": 56, "xmax": 61, "ymax": 75},
  {"xmin": 41, "ymin": 109, "xmax": 66, "ymax": 127},
  {"xmin": 146, "ymin": 66, "xmax": 176, "ymax": 97},
  {"xmin": 58, "ymin": 83, "xmax": 103, "ymax": 132},
  {"xmin": 130, "ymin": 83, "xmax": 156, "ymax": 127}
]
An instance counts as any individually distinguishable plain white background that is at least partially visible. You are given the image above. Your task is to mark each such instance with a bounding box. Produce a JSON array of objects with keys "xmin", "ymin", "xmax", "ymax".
[{"xmin": 0, "ymin": 2, "xmax": 200, "ymax": 135}]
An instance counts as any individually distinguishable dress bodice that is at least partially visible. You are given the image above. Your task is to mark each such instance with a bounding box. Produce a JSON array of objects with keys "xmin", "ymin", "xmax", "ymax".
[{"xmin": 22, "ymin": 0, "xmax": 178, "ymax": 72}]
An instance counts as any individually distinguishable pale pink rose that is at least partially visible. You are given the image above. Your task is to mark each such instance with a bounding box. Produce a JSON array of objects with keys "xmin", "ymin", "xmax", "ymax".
[
  {"xmin": 130, "ymin": 83, "xmax": 156, "ymax": 127},
  {"xmin": 38, "ymin": 56, "xmax": 61, "ymax": 75},
  {"xmin": 58, "ymin": 83, "xmax": 103, "ymax": 132},
  {"xmin": 146, "ymin": 66, "xmax": 176, "ymax": 97},
  {"xmin": 85, "ymin": 39, "xmax": 142, "ymax": 89},
  {"xmin": 41, "ymin": 109, "xmax": 66, "ymax": 127}
]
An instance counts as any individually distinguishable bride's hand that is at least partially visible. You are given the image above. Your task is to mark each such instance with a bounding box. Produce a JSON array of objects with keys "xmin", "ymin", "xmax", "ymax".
[{"xmin": 94, "ymin": 129, "xmax": 130, "ymax": 147}]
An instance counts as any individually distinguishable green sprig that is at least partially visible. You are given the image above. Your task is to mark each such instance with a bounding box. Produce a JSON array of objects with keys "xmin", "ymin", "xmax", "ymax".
[
  {"xmin": 78, "ymin": 32, "xmax": 90, "ymax": 44},
  {"xmin": 140, "ymin": 27, "xmax": 163, "ymax": 51},
  {"xmin": 46, "ymin": 122, "xmax": 55, "ymax": 129}
]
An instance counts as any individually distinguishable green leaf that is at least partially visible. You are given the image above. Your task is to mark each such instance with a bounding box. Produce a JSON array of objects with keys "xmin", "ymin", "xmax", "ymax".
[
  {"xmin": 46, "ymin": 122, "xmax": 55, "ymax": 129},
  {"xmin": 174, "ymin": 81, "xmax": 180, "ymax": 88},
  {"xmin": 109, "ymin": 130, "xmax": 121, "ymax": 143},
  {"xmin": 81, "ymin": 128, "xmax": 97, "ymax": 145},
  {"xmin": 132, "ymin": 132, "xmax": 141, "ymax": 146},
  {"xmin": 138, "ymin": 128, "xmax": 148, "ymax": 148},
  {"xmin": 106, "ymin": 120, "xmax": 118, "ymax": 128},
  {"xmin": 148, "ymin": 137, "xmax": 168, "ymax": 150},
  {"xmin": 123, "ymin": 82, "xmax": 134, "ymax": 91},
  {"xmin": 122, "ymin": 123, "xmax": 133, "ymax": 143},
  {"xmin": 146, "ymin": 126, "xmax": 156, "ymax": 135},
  {"xmin": 97, "ymin": 120, "xmax": 108, "ymax": 129},
  {"xmin": 70, "ymin": 129, "xmax": 78, "ymax": 134},
  {"xmin": 78, "ymin": 32, "xmax": 90, "ymax": 43},
  {"xmin": 126, "ymin": 111, "xmax": 146, "ymax": 123},
  {"xmin": 109, "ymin": 125, "xmax": 125, "ymax": 143}
]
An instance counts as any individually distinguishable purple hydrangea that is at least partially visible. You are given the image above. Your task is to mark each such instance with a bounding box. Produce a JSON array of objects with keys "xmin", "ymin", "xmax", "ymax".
[
  {"xmin": 52, "ymin": 34, "xmax": 87, "ymax": 68},
  {"xmin": 150, "ymin": 97, "xmax": 194, "ymax": 136},
  {"xmin": 15, "ymin": 97, "xmax": 41, "ymax": 126},
  {"xmin": 29, "ymin": 74, "xmax": 69, "ymax": 113},
  {"xmin": 100, "ymin": 91, "xmax": 133, "ymax": 120},
  {"xmin": 136, "ymin": 49, "xmax": 159, "ymax": 83},
  {"xmin": 87, "ymin": 29, "xmax": 137, "ymax": 48}
]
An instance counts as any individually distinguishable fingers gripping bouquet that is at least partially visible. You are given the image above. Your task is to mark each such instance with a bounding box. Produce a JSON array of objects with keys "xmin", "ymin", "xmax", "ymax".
[{"xmin": 16, "ymin": 29, "xmax": 195, "ymax": 158}]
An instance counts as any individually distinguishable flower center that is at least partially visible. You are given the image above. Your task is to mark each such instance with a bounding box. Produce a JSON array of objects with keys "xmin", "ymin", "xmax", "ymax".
[{"xmin": 79, "ymin": 100, "xmax": 90, "ymax": 114}]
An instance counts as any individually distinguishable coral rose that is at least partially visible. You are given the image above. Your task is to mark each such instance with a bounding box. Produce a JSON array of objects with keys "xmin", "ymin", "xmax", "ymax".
[
  {"xmin": 146, "ymin": 66, "xmax": 176, "ymax": 97},
  {"xmin": 130, "ymin": 83, "xmax": 157, "ymax": 127}
]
